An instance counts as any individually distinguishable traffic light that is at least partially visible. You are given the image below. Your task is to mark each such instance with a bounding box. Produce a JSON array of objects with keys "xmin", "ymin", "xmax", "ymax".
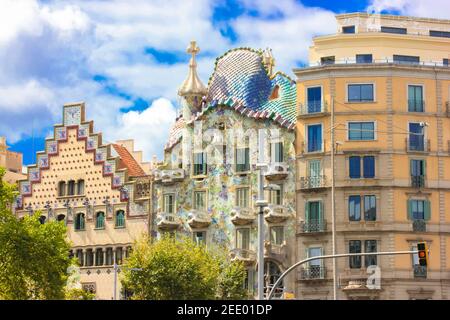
[{"xmin": 417, "ymin": 242, "xmax": 428, "ymax": 267}]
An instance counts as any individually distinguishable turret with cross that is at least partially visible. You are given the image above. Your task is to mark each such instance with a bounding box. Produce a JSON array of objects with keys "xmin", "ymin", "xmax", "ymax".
[{"xmin": 178, "ymin": 40, "xmax": 207, "ymax": 116}]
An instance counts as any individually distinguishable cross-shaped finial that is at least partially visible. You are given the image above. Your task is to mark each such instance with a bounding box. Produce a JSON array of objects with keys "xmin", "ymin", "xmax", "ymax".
[{"xmin": 187, "ymin": 40, "xmax": 200, "ymax": 57}]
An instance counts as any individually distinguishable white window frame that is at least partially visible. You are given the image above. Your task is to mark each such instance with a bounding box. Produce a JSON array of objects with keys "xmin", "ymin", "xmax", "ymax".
[
  {"xmin": 346, "ymin": 82, "xmax": 376, "ymax": 103},
  {"xmin": 305, "ymin": 123, "xmax": 324, "ymax": 153},
  {"xmin": 346, "ymin": 121, "xmax": 377, "ymax": 141}
]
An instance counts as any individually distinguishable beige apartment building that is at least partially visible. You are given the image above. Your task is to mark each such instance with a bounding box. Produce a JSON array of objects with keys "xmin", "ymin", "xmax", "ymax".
[
  {"xmin": 294, "ymin": 13, "xmax": 450, "ymax": 299},
  {"xmin": 15, "ymin": 103, "xmax": 153, "ymax": 299},
  {"xmin": 0, "ymin": 136, "xmax": 26, "ymax": 184}
]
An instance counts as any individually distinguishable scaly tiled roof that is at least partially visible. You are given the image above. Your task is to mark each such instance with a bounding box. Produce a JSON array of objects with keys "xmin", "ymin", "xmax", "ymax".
[
  {"xmin": 204, "ymin": 48, "xmax": 297, "ymax": 129},
  {"xmin": 165, "ymin": 116, "xmax": 185, "ymax": 151},
  {"xmin": 112, "ymin": 144, "xmax": 146, "ymax": 177}
]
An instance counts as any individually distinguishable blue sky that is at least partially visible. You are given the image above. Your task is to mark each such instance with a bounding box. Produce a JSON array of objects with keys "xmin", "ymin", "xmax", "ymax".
[{"xmin": 0, "ymin": 0, "xmax": 448, "ymax": 167}]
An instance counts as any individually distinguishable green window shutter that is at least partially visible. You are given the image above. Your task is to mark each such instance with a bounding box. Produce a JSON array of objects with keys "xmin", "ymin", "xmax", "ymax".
[
  {"xmin": 422, "ymin": 160, "xmax": 426, "ymax": 177},
  {"xmin": 410, "ymin": 159, "xmax": 414, "ymax": 175},
  {"xmin": 305, "ymin": 201, "xmax": 310, "ymax": 222},
  {"xmin": 318, "ymin": 201, "xmax": 323, "ymax": 223},
  {"xmin": 424, "ymin": 200, "xmax": 431, "ymax": 220},
  {"xmin": 407, "ymin": 200, "xmax": 413, "ymax": 220}
]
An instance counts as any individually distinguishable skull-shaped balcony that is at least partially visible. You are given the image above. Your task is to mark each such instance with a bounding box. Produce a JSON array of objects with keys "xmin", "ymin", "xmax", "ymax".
[
  {"xmin": 187, "ymin": 210, "xmax": 211, "ymax": 229},
  {"xmin": 156, "ymin": 169, "xmax": 185, "ymax": 185},
  {"xmin": 263, "ymin": 205, "xmax": 291, "ymax": 223},
  {"xmin": 229, "ymin": 248, "xmax": 256, "ymax": 266},
  {"xmin": 230, "ymin": 207, "xmax": 256, "ymax": 226},
  {"xmin": 156, "ymin": 212, "xmax": 181, "ymax": 231},
  {"xmin": 264, "ymin": 162, "xmax": 288, "ymax": 181}
]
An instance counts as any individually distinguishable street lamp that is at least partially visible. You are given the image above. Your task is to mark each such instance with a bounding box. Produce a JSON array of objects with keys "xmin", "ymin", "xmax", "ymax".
[{"xmin": 113, "ymin": 263, "xmax": 143, "ymax": 300}]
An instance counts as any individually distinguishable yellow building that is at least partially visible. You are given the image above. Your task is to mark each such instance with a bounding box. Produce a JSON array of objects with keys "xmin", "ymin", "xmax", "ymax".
[
  {"xmin": 294, "ymin": 12, "xmax": 450, "ymax": 299},
  {"xmin": 0, "ymin": 136, "xmax": 26, "ymax": 184},
  {"xmin": 15, "ymin": 103, "xmax": 153, "ymax": 299}
]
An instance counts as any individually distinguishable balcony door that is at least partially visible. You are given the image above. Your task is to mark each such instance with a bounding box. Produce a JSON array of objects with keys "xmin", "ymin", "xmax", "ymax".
[
  {"xmin": 307, "ymin": 87, "xmax": 322, "ymax": 113},
  {"xmin": 307, "ymin": 247, "xmax": 323, "ymax": 278},
  {"xmin": 409, "ymin": 123, "xmax": 424, "ymax": 151},
  {"xmin": 306, "ymin": 201, "xmax": 323, "ymax": 232},
  {"xmin": 308, "ymin": 160, "xmax": 321, "ymax": 187}
]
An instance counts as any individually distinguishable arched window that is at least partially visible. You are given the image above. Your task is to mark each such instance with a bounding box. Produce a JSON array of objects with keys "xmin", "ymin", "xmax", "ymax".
[
  {"xmin": 115, "ymin": 247, "xmax": 123, "ymax": 265},
  {"xmin": 95, "ymin": 212, "xmax": 105, "ymax": 229},
  {"xmin": 86, "ymin": 249, "xmax": 93, "ymax": 266},
  {"xmin": 77, "ymin": 179, "xmax": 85, "ymax": 195},
  {"xmin": 115, "ymin": 210, "xmax": 125, "ymax": 228},
  {"xmin": 106, "ymin": 247, "xmax": 113, "ymax": 265},
  {"xmin": 76, "ymin": 249, "xmax": 84, "ymax": 266},
  {"xmin": 57, "ymin": 214, "xmax": 66, "ymax": 222},
  {"xmin": 39, "ymin": 215, "xmax": 46, "ymax": 224},
  {"xmin": 264, "ymin": 260, "xmax": 283, "ymax": 299},
  {"xmin": 95, "ymin": 248, "xmax": 104, "ymax": 266},
  {"xmin": 75, "ymin": 213, "xmax": 85, "ymax": 231},
  {"xmin": 58, "ymin": 181, "xmax": 66, "ymax": 197},
  {"xmin": 68, "ymin": 180, "xmax": 75, "ymax": 196}
]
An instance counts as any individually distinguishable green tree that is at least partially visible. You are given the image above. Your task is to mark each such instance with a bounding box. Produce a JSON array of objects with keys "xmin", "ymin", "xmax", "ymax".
[
  {"xmin": 0, "ymin": 167, "xmax": 73, "ymax": 300},
  {"xmin": 121, "ymin": 234, "xmax": 247, "ymax": 300}
]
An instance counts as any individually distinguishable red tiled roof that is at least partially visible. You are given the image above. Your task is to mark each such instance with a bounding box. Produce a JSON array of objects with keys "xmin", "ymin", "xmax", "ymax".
[{"xmin": 112, "ymin": 144, "xmax": 146, "ymax": 177}]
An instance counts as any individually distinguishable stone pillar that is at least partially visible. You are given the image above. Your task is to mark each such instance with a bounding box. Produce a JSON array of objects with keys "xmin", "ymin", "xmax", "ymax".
[
  {"xmin": 82, "ymin": 249, "xmax": 87, "ymax": 267},
  {"xmin": 113, "ymin": 248, "xmax": 117, "ymax": 265},
  {"xmin": 93, "ymin": 249, "xmax": 97, "ymax": 266},
  {"xmin": 103, "ymin": 249, "xmax": 106, "ymax": 266}
]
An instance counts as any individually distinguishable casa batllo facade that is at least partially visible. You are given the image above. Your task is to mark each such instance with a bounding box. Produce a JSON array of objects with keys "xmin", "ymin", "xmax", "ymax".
[
  {"xmin": 152, "ymin": 42, "xmax": 298, "ymax": 298},
  {"xmin": 15, "ymin": 103, "xmax": 153, "ymax": 299}
]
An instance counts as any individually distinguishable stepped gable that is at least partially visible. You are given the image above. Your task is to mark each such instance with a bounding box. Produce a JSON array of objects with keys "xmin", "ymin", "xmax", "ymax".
[{"xmin": 15, "ymin": 102, "xmax": 137, "ymax": 209}]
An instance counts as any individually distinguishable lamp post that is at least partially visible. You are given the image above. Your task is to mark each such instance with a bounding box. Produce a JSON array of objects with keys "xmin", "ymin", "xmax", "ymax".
[{"xmin": 113, "ymin": 263, "xmax": 143, "ymax": 300}]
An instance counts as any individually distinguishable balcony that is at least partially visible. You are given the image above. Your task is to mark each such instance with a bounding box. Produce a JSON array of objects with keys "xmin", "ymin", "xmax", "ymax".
[
  {"xmin": 299, "ymin": 140, "xmax": 326, "ymax": 155},
  {"xmin": 157, "ymin": 169, "xmax": 185, "ymax": 185},
  {"xmin": 264, "ymin": 162, "xmax": 288, "ymax": 181},
  {"xmin": 298, "ymin": 219, "xmax": 327, "ymax": 234},
  {"xmin": 299, "ymin": 175, "xmax": 327, "ymax": 191},
  {"xmin": 187, "ymin": 210, "xmax": 211, "ymax": 229},
  {"xmin": 413, "ymin": 264, "xmax": 427, "ymax": 278},
  {"xmin": 230, "ymin": 207, "xmax": 256, "ymax": 225},
  {"xmin": 412, "ymin": 219, "xmax": 427, "ymax": 232},
  {"xmin": 408, "ymin": 99, "xmax": 425, "ymax": 112},
  {"xmin": 411, "ymin": 175, "xmax": 425, "ymax": 188},
  {"xmin": 297, "ymin": 101, "xmax": 329, "ymax": 118},
  {"xmin": 405, "ymin": 138, "xmax": 430, "ymax": 153},
  {"xmin": 298, "ymin": 266, "xmax": 327, "ymax": 280},
  {"xmin": 264, "ymin": 241, "xmax": 287, "ymax": 261},
  {"xmin": 156, "ymin": 212, "xmax": 181, "ymax": 231},
  {"xmin": 263, "ymin": 205, "xmax": 291, "ymax": 223},
  {"xmin": 229, "ymin": 248, "xmax": 256, "ymax": 266}
]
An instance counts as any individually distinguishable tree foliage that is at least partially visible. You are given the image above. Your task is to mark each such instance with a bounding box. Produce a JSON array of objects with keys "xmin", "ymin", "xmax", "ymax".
[
  {"xmin": 0, "ymin": 167, "xmax": 73, "ymax": 300},
  {"xmin": 121, "ymin": 234, "xmax": 247, "ymax": 300}
]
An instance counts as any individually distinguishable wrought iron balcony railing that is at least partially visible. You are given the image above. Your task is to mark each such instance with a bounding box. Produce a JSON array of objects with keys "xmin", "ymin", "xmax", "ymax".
[
  {"xmin": 413, "ymin": 264, "xmax": 427, "ymax": 278},
  {"xmin": 411, "ymin": 175, "xmax": 425, "ymax": 188},
  {"xmin": 406, "ymin": 137, "xmax": 430, "ymax": 153},
  {"xmin": 299, "ymin": 266, "xmax": 327, "ymax": 280},
  {"xmin": 412, "ymin": 219, "xmax": 427, "ymax": 232},
  {"xmin": 299, "ymin": 219, "xmax": 327, "ymax": 233},
  {"xmin": 298, "ymin": 101, "xmax": 329, "ymax": 117},
  {"xmin": 299, "ymin": 175, "xmax": 327, "ymax": 190}
]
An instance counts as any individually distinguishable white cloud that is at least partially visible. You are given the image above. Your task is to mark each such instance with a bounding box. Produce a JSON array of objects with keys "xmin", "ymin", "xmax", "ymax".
[
  {"xmin": 108, "ymin": 98, "xmax": 177, "ymax": 158},
  {"xmin": 0, "ymin": 0, "xmax": 338, "ymax": 163},
  {"xmin": 231, "ymin": 0, "xmax": 336, "ymax": 73},
  {"xmin": 367, "ymin": 0, "xmax": 450, "ymax": 19}
]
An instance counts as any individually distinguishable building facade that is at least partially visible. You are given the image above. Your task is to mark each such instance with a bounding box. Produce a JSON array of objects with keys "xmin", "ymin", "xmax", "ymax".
[
  {"xmin": 0, "ymin": 136, "xmax": 26, "ymax": 184},
  {"xmin": 153, "ymin": 42, "xmax": 297, "ymax": 298},
  {"xmin": 15, "ymin": 103, "xmax": 153, "ymax": 299},
  {"xmin": 294, "ymin": 13, "xmax": 450, "ymax": 299}
]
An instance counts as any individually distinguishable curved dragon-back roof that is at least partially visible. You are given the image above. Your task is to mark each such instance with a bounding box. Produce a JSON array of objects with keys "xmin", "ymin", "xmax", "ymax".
[{"xmin": 204, "ymin": 47, "xmax": 297, "ymax": 129}]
